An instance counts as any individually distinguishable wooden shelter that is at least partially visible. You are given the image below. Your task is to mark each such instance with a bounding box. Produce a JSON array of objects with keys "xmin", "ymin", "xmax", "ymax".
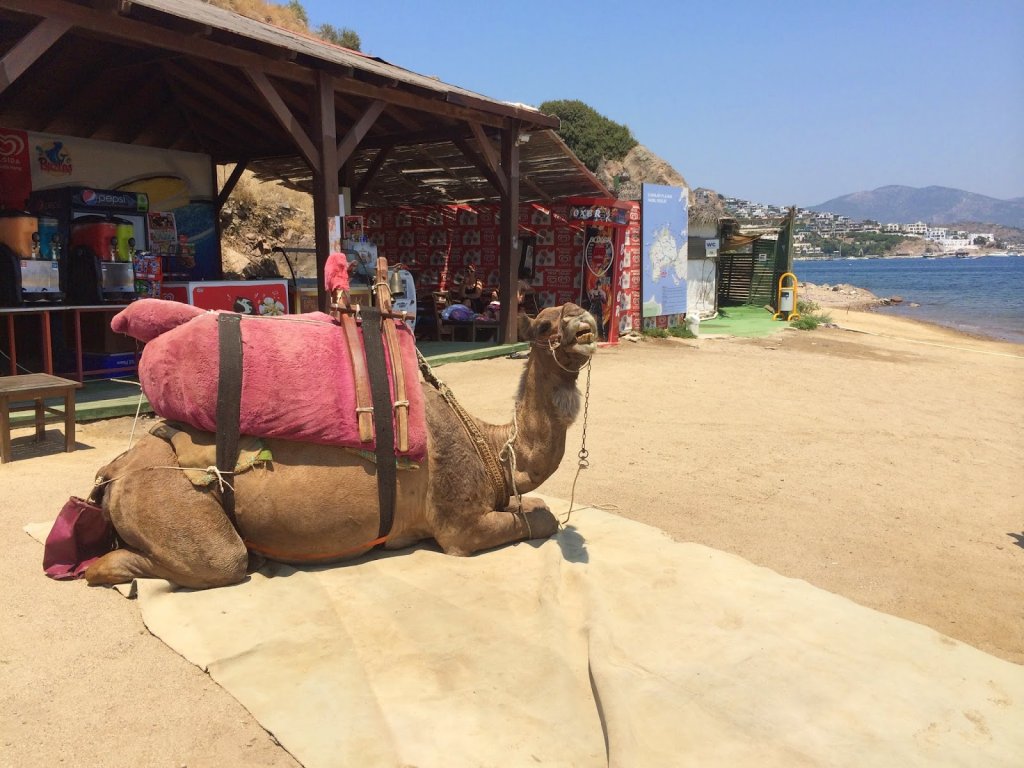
[{"xmin": 0, "ymin": 0, "xmax": 608, "ymax": 341}]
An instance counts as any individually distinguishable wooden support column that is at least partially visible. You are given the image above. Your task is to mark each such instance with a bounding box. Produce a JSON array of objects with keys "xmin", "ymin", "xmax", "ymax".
[
  {"xmin": 498, "ymin": 125, "xmax": 521, "ymax": 343},
  {"xmin": 311, "ymin": 71, "xmax": 339, "ymax": 312},
  {"xmin": 215, "ymin": 160, "xmax": 248, "ymax": 210}
]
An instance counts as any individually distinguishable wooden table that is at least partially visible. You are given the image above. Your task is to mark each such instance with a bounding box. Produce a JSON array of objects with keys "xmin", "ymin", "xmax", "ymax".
[{"xmin": 0, "ymin": 373, "xmax": 80, "ymax": 463}]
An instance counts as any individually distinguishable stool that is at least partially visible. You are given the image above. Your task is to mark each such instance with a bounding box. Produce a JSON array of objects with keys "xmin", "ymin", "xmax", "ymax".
[{"xmin": 0, "ymin": 374, "xmax": 79, "ymax": 464}]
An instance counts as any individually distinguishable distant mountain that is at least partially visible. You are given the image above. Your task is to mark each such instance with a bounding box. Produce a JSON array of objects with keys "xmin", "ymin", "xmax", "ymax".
[{"xmin": 808, "ymin": 185, "xmax": 1024, "ymax": 228}]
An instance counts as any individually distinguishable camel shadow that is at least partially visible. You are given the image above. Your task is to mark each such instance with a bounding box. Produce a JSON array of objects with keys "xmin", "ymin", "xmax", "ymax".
[
  {"xmin": 256, "ymin": 528, "xmax": 589, "ymax": 583},
  {"xmin": 556, "ymin": 525, "xmax": 589, "ymax": 563},
  {"xmin": 1007, "ymin": 532, "xmax": 1024, "ymax": 550}
]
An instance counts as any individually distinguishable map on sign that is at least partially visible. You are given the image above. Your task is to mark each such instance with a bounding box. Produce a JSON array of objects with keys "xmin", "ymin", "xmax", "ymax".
[{"xmin": 641, "ymin": 184, "xmax": 688, "ymax": 317}]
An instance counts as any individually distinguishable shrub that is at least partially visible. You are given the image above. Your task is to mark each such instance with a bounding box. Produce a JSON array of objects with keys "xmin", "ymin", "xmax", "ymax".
[
  {"xmin": 790, "ymin": 314, "xmax": 822, "ymax": 331},
  {"xmin": 790, "ymin": 308, "xmax": 832, "ymax": 331},
  {"xmin": 641, "ymin": 325, "xmax": 695, "ymax": 339},
  {"xmin": 538, "ymin": 100, "xmax": 637, "ymax": 173},
  {"xmin": 641, "ymin": 327, "xmax": 670, "ymax": 338}
]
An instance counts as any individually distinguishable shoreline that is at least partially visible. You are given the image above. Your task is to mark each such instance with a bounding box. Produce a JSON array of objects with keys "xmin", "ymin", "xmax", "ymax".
[{"xmin": 798, "ymin": 280, "xmax": 1024, "ymax": 347}]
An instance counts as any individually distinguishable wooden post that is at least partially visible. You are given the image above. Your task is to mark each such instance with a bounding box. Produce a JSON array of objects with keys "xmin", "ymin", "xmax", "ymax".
[
  {"xmin": 498, "ymin": 125, "xmax": 520, "ymax": 344},
  {"xmin": 312, "ymin": 71, "xmax": 339, "ymax": 313}
]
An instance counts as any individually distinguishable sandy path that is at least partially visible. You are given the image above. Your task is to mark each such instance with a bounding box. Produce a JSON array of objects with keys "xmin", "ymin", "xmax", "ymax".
[{"xmin": 1, "ymin": 307, "xmax": 1021, "ymax": 766}]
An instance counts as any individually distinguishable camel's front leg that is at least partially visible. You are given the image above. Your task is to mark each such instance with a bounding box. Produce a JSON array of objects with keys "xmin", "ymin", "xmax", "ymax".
[{"xmin": 435, "ymin": 496, "xmax": 558, "ymax": 556}]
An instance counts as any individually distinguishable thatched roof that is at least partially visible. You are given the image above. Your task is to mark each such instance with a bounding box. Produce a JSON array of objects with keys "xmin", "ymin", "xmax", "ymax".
[{"xmin": 249, "ymin": 128, "xmax": 609, "ymax": 208}]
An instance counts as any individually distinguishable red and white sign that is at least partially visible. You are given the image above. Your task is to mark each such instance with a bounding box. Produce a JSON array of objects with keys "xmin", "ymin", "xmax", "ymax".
[
  {"xmin": 159, "ymin": 282, "xmax": 190, "ymax": 304},
  {"xmin": 0, "ymin": 127, "xmax": 32, "ymax": 209},
  {"xmin": 189, "ymin": 280, "xmax": 290, "ymax": 315}
]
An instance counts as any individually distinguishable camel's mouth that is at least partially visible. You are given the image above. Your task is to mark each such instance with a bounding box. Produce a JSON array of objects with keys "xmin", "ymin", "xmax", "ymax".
[
  {"xmin": 574, "ymin": 326, "xmax": 595, "ymax": 345},
  {"xmin": 566, "ymin": 315, "xmax": 598, "ymax": 355}
]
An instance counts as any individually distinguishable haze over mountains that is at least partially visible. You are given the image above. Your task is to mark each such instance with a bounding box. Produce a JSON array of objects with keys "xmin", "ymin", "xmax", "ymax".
[{"xmin": 808, "ymin": 186, "xmax": 1024, "ymax": 229}]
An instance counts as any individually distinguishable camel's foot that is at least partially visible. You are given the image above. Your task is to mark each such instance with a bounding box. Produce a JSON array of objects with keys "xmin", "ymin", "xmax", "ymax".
[
  {"xmin": 512, "ymin": 496, "xmax": 559, "ymax": 540},
  {"xmin": 436, "ymin": 498, "xmax": 557, "ymax": 556}
]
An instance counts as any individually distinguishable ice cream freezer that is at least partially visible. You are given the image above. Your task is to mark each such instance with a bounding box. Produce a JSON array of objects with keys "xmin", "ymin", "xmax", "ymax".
[{"xmin": 160, "ymin": 280, "xmax": 290, "ymax": 315}]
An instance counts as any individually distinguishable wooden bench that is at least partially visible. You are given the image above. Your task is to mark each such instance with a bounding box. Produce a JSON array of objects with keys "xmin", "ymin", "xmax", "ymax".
[{"xmin": 0, "ymin": 374, "xmax": 80, "ymax": 464}]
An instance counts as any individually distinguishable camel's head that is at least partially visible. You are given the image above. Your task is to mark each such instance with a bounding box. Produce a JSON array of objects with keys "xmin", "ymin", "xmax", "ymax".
[{"xmin": 518, "ymin": 303, "xmax": 599, "ymax": 362}]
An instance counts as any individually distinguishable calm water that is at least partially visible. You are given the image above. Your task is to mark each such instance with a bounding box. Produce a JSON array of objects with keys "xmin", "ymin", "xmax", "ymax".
[{"xmin": 793, "ymin": 256, "xmax": 1024, "ymax": 343}]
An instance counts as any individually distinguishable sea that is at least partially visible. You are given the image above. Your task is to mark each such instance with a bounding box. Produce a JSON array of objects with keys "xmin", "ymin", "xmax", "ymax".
[{"xmin": 792, "ymin": 255, "xmax": 1024, "ymax": 344}]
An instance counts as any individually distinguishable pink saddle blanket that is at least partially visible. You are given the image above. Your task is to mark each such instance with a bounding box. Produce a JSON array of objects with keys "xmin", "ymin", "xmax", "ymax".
[{"xmin": 112, "ymin": 299, "xmax": 426, "ymax": 460}]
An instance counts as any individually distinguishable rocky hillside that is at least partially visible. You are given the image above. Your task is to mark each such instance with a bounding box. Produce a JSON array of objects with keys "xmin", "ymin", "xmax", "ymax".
[
  {"xmin": 597, "ymin": 145, "xmax": 691, "ymax": 202},
  {"xmin": 218, "ymin": 170, "xmax": 315, "ymax": 279}
]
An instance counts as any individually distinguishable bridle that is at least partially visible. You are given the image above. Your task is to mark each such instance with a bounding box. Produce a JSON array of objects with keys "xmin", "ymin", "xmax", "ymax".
[
  {"xmin": 419, "ymin": 305, "xmax": 595, "ymax": 526},
  {"xmin": 529, "ymin": 305, "xmax": 595, "ymax": 375},
  {"xmin": 510, "ymin": 305, "xmax": 596, "ymax": 523}
]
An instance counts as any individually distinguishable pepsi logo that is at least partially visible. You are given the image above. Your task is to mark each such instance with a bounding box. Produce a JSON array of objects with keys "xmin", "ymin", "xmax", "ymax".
[{"xmin": 81, "ymin": 189, "xmax": 97, "ymax": 204}]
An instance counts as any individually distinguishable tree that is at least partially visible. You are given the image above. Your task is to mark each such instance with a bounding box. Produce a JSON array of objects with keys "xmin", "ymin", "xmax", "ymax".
[
  {"xmin": 538, "ymin": 99, "xmax": 637, "ymax": 172},
  {"xmin": 317, "ymin": 23, "xmax": 361, "ymax": 51}
]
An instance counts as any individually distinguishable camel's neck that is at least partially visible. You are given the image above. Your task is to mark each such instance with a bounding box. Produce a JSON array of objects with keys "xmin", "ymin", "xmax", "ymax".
[{"xmin": 482, "ymin": 354, "xmax": 584, "ymax": 496}]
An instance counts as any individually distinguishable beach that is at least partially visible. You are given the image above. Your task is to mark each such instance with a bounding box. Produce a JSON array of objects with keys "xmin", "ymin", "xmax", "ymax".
[{"xmin": 1, "ymin": 301, "xmax": 1022, "ymax": 766}]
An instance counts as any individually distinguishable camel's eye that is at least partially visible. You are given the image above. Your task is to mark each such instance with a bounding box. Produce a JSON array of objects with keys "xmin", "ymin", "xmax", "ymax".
[{"xmin": 537, "ymin": 320, "xmax": 553, "ymax": 337}]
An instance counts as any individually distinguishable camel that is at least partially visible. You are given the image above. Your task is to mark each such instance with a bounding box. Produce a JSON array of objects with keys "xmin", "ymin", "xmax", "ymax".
[{"xmin": 83, "ymin": 303, "xmax": 598, "ymax": 589}]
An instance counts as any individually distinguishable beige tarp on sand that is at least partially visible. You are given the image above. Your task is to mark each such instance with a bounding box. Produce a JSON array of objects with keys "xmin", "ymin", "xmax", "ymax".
[{"xmin": 30, "ymin": 501, "xmax": 1024, "ymax": 767}]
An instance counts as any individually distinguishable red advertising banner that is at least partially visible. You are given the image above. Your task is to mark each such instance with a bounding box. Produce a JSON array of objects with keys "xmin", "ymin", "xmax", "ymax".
[{"xmin": 0, "ymin": 127, "xmax": 32, "ymax": 210}]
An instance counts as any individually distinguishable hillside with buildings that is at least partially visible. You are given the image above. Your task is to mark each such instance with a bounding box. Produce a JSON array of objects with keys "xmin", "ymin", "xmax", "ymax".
[{"xmin": 718, "ymin": 194, "xmax": 1024, "ymax": 258}]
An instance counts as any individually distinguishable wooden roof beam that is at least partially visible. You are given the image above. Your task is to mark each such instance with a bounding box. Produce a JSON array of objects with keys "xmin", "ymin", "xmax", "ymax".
[
  {"xmin": 335, "ymin": 98, "xmax": 386, "ymax": 172},
  {"xmin": 452, "ymin": 136, "xmax": 506, "ymax": 199},
  {"xmin": 0, "ymin": 16, "xmax": 72, "ymax": 95},
  {"xmin": 350, "ymin": 145, "xmax": 393, "ymax": 209},
  {"xmin": 521, "ymin": 175, "xmax": 553, "ymax": 204},
  {"xmin": 245, "ymin": 68, "xmax": 320, "ymax": 170},
  {"xmin": 216, "ymin": 160, "xmax": 248, "ymax": 210},
  {"xmin": 467, "ymin": 122, "xmax": 506, "ymax": 196},
  {"xmin": 164, "ymin": 60, "xmax": 283, "ymax": 139}
]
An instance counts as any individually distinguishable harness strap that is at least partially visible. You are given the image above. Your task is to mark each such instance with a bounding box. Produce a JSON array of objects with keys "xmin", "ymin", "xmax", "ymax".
[
  {"xmin": 332, "ymin": 289, "xmax": 374, "ymax": 442},
  {"xmin": 215, "ymin": 313, "xmax": 243, "ymax": 525},
  {"xmin": 417, "ymin": 348, "xmax": 509, "ymax": 511},
  {"xmin": 372, "ymin": 273, "xmax": 410, "ymax": 453},
  {"xmin": 361, "ymin": 306, "xmax": 397, "ymax": 539}
]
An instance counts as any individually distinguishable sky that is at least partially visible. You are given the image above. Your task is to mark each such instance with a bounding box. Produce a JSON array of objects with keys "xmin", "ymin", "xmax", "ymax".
[{"xmin": 298, "ymin": 0, "xmax": 1024, "ymax": 208}]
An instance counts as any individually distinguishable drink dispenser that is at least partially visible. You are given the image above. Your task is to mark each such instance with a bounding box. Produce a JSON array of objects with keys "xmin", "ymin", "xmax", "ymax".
[
  {"xmin": 68, "ymin": 215, "xmax": 135, "ymax": 303},
  {"xmin": 0, "ymin": 210, "xmax": 62, "ymax": 304},
  {"xmin": 28, "ymin": 187, "xmax": 149, "ymax": 305}
]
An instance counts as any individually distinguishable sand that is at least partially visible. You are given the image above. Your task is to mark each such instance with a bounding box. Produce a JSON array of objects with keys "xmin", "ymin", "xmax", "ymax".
[{"xmin": 1, "ymin": 301, "xmax": 1021, "ymax": 767}]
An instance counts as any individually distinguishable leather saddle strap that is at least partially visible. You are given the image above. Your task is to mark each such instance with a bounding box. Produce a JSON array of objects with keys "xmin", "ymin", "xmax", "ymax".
[
  {"xmin": 360, "ymin": 307, "xmax": 396, "ymax": 539},
  {"xmin": 373, "ymin": 283, "xmax": 410, "ymax": 453},
  {"xmin": 332, "ymin": 289, "xmax": 374, "ymax": 442},
  {"xmin": 216, "ymin": 313, "xmax": 243, "ymax": 526}
]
